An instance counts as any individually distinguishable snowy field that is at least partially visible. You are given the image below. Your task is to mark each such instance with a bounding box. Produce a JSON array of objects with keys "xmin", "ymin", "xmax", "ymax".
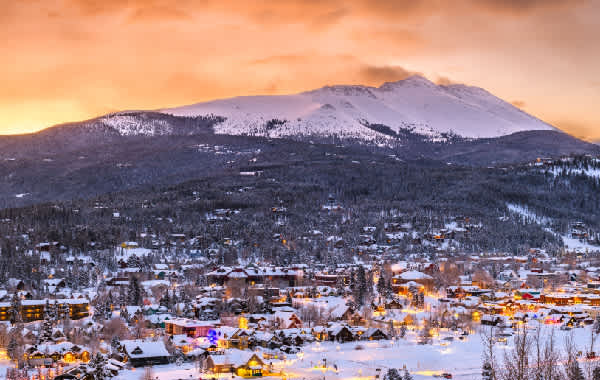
[{"xmin": 107, "ymin": 325, "xmax": 598, "ymax": 380}]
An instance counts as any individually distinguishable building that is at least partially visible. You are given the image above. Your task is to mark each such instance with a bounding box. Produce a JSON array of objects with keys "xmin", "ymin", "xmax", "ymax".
[{"xmin": 0, "ymin": 299, "xmax": 90, "ymax": 323}]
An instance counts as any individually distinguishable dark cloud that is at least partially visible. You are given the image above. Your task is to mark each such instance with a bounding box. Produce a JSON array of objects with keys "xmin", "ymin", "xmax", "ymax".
[{"xmin": 472, "ymin": 0, "xmax": 582, "ymax": 15}]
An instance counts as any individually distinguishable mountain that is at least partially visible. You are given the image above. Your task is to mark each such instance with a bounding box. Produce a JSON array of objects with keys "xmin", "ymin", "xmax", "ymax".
[
  {"xmin": 162, "ymin": 75, "xmax": 556, "ymax": 141},
  {"xmin": 0, "ymin": 76, "xmax": 597, "ymax": 209}
]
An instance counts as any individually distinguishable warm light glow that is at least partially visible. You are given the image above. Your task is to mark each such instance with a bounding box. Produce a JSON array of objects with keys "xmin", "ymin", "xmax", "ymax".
[{"xmin": 0, "ymin": 1, "xmax": 598, "ymax": 138}]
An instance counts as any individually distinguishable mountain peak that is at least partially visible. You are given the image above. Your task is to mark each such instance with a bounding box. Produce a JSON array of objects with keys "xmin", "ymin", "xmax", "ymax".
[{"xmin": 379, "ymin": 75, "xmax": 437, "ymax": 91}]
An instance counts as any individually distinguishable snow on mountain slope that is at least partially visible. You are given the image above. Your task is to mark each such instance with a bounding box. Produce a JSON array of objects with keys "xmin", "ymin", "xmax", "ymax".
[{"xmin": 162, "ymin": 75, "xmax": 556, "ymax": 140}]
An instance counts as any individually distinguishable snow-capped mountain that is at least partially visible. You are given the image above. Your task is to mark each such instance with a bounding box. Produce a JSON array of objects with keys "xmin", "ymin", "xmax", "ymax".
[{"xmin": 161, "ymin": 75, "xmax": 556, "ymax": 141}]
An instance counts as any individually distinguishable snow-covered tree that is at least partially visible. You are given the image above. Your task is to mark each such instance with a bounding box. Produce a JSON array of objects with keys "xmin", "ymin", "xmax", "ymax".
[
  {"xmin": 565, "ymin": 359, "xmax": 584, "ymax": 380},
  {"xmin": 482, "ymin": 361, "xmax": 494, "ymax": 380},
  {"xmin": 383, "ymin": 368, "xmax": 402, "ymax": 380},
  {"xmin": 86, "ymin": 353, "xmax": 112, "ymax": 380},
  {"xmin": 9, "ymin": 293, "xmax": 21, "ymax": 324}
]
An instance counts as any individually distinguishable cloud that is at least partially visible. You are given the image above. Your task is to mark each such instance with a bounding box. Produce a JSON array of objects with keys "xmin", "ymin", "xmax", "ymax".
[
  {"xmin": 552, "ymin": 120, "xmax": 596, "ymax": 142},
  {"xmin": 435, "ymin": 76, "xmax": 459, "ymax": 86},
  {"xmin": 511, "ymin": 100, "xmax": 526, "ymax": 108},
  {"xmin": 358, "ymin": 65, "xmax": 422, "ymax": 85},
  {"xmin": 250, "ymin": 55, "xmax": 312, "ymax": 66},
  {"xmin": 128, "ymin": 5, "xmax": 192, "ymax": 22},
  {"xmin": 471, "ymin": 0, "xmax": 582, "ymax": 15}
]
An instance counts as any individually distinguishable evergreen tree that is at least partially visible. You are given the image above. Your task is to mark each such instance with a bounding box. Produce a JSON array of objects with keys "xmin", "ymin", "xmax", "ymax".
[
  {"xmin": 355, "ymin": 265, "xmax": 367, "ymax": 306},
  {"xmin": 386, "ymin": 278, "xmax": 394, "ymax": 298},
  {"xmin": 9, "ymin": 292, "xmax": 21, "ymax": 324},
  {"xmin": 104, "ymin": 297, "xmax": 113, "ymax": 320},
  {"xmin": 78, "ymin": 268, "xmax": 89, "ymax": 288},
  {"xmin": 110, "ymin": 335, "xmax": 121, "ymax": 351},
  {"xmin": 400, "ymin": 324, "xmax": 407, "ymax": 338},
  {"xmin": 120, "ymin": 307, "xmax": 130, "ymax": 323},
  {"xmin": 377, "ymin": 275, "xmax": 386, "ymax": 297},
  {"xmin": 183, "ymin": 302, "xmax": 194, "ymax": 318},
  {"xmin": 38, "ymin": 304, "xmax": 54, "ymax": 344},
  {"xmin": 129, "ymin": 277, "xmax": 142, "ymax": 305},
  {"xmin": 482, "ymin": 361, "xmax": 494, "ymax": 380},
  {"xmin": 592, "ymin": 367, "xmax": 600, "ymax": 380},
  {"xmin": 402, "ymin": 369, "xmax": 414, "ymax": 380},
  {"xmin": 7, "ymin": 335, "xmax": 19, "ymax": 360},
  {"xmin": 86, "ymin": 353, "xmax": 112, "ymax": 380},
  {"xmin": 94, "ymin": 300, "xmax": 106, "ymax": 322},
  {"xmin": 566, "ymin": 358, "xmax": 585, "ymax": 380},
  {"xmin": 160, "ymin": 290, "xmax": 170, "ymax": 310},
  {"xmin": 383, "ymin": 368, "xmax": 402, "ymax": 380}
]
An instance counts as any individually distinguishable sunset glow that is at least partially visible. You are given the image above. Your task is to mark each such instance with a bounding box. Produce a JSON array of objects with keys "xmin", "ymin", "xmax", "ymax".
[{"xmin": 1, "ymin": 0, "xmax": 598, "ymax": 139}]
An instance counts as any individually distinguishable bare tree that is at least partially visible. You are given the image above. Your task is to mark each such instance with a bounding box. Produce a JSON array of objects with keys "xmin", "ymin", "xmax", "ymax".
[
  {"xmin": 532, "ymin": 325, "xmax": 561, "ymax": 380},
  {"xmin": 501, "ymin": 324, "xmax": 531, "ymax": 380},
  {"xmin": 480, "ymin": 325, "xmax": 498, "ymax": 380},
  {"xmin": 140, "ymin": 366, "xmax": 154, "ymax": 380}
]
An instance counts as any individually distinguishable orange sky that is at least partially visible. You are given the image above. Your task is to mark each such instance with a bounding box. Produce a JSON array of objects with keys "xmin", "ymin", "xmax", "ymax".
[{"xmin": 1, "ymin": 0, "xmax": 599, "ymax": 140}]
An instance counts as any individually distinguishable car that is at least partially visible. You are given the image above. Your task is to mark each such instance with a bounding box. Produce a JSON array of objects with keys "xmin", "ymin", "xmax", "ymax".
[{"xmin": 442, "ymin": 373, "xmax": 453, "ymax": 379}]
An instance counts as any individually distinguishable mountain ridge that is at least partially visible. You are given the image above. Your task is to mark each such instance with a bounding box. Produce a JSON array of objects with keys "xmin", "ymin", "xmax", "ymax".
[{"xmin": 162, "ymin": 75, "xmax": 557, "ymax": 141}]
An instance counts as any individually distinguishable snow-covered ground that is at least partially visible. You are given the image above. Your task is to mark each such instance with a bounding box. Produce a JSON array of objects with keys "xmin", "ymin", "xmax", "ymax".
[
  {"xmin": 507, "ymin": 202, "xmax": 600, "ymax": 253},
  {"xmin": 103, "ymin": 324, "xmax": 599, "ymax": 380},
  {"xmin": 547, "ymin": 167, "xmax": 600, "ymax": 179},
  {"xmin": 162, "ymin": 76, "xmax": 554, "ymax": 141}
]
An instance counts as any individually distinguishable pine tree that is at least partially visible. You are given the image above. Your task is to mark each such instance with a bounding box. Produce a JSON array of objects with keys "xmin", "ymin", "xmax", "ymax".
[
  {"xmin": 110, "ymin": 335, "xmax": 121, "ymax": 351},
  {"xmin": 160, "ymin": 290, "xmax": 170, "ymax": 310},
  {"xmin": 592, "ymin": 366, "xmax": 600, "ymax": 380},
  {"xmin": 129, "ymin": 277, "xmax": 142, "ymax": 305},
  {"xmin": 86, "ymin": 353, "xmax": 112, "ymax": 380},
  {"xmin": 78, "ymin": 267, "xmax": 89, "ymax": 288},
  {"xmin": 38, "ymin": 304, "xmax": 54, "ymax": 344},
  {"xmin": 386, "ymin": 278, "xmax": 394, "ymax": 298},
  {"xmin": 355, "ymin": 265, "xmax": 367, "ymax": 306},
  {"xmin": 482, "ymin": 361, "xmax": 494, "ymax": 380},
  {"xmin": 120, "ymin": 307, "xmax": 130, "ymax": 323},
  {"xmin": 94, "ymin": 300, "xmax": 106, "ymax": 322},
  {"xmin": 377, "ymin": 275, "xmax": 386, "ymax": 298},
  {"xmin": 383, "ymin": 368, "xmax": 402, "ymax": 380},
  {"xmin": 566, "ymin": 359, "xmax": 585, "ymax": 380},
  {"xmin": 400, "ymin": 324, "xmax": 407, "ymax": 338},
  {"xmin": 402, "ymin": 369, "xmax": 414, "ymax": 380},
  {"xmin": 7, "ymin": 335, "xmax": 19, "ymax": 360},
  {"xmin": 183, "ymin": 302, "xmax": 194, "ymax": 318},
  {"xmin": 9, "ymin": 292, "xmax": 21, "ymax": 324}
]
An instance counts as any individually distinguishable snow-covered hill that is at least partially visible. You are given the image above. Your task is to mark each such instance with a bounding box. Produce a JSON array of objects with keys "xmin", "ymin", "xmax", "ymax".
[{"xmin": 161, "ymin": 75, "xmax": 556, "ymax": 140}]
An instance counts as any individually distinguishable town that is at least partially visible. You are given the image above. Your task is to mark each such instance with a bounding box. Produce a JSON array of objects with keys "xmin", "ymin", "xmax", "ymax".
[{"xmin": 2, "ymin": 176, "xmax": 600, "ymax": 380}]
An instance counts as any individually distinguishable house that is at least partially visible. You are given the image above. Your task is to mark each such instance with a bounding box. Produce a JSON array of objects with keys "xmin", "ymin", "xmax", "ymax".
[
  {"xmin": 272, "ymin": 311, "xmax": 302, "ymax": 329},
  {"xmin": 165, "ymin": 318, "xmax": 216, "ymax": 338},
  {"xmin": 120, "ymin": 339, "xmax": 171, "ymax": 367},
  {"xmin": 206, "ymin": 349, "xmax": 266, "ymax": 377},
  {"xmin": 329, "ymin": 303, "xmax": 355, "ymax": 321},
  {"xmin": 480, "ymin": 315, "xmax": 503, "ymax": 326},
  {"xmin": 328, "ymin": 325, "xmax": 354, "ymax": 342},
  {"xmin": 24, "ymin": 342, "xmax": 90, "ymax": 366},
  {"xmin": 209, "ymin": 327, "xmax": 251, "ymax": 350},
  {"xmin": 363, "ymin": 328, "xmax": 388, "ymax": 341}
]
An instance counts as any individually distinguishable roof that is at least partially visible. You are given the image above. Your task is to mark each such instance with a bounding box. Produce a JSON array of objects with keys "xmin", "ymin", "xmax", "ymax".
[
  {"xmin": 398, "ymin": 270, "xmax": 433, "ymax": 281},
  {"xmin": 121, "ymin": 339, "xmax": 170, "ymax": 359}
]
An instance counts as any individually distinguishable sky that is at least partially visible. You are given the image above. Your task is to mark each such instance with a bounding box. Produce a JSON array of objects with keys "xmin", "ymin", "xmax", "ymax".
[{"xmin": 1, "ymin": 0, "xmax": 599, "ymax": 140}]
